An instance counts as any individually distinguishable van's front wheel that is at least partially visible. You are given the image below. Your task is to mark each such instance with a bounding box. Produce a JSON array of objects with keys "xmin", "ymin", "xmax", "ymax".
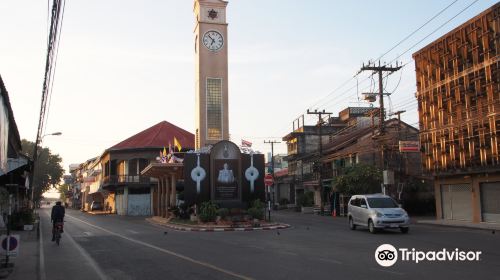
[
  {"xmin": 349, "ymin": 217, "xmax": 356, "ymax": 230},
  {"xmin": 368, "ymin": 219, "xmax": 377, "ymax": 234}
]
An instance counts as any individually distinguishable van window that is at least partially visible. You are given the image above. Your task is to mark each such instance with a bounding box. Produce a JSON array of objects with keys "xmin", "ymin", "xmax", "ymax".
[
  {"xmin": 350, "ymin": 198, "xmax": 359, "ymax": 207},
  {"xmin": 360, "ymin": 199, "xmax": 367, "ymax": 207},
  {"xmin": 367, "ymin": 197, "xmax": 398, "ymax": 208}
]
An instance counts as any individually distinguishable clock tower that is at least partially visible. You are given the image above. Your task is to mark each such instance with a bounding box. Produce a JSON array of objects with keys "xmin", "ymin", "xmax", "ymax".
[{"xmin": 194, "ymin": 0, "xmax": 229, "ymax": 149}]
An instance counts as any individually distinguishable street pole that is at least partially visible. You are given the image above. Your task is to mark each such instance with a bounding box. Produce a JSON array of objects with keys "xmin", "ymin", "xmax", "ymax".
[
  {"xmin": 306, "ymin": 109, "xmax": 332, "ymax": 215},
  {"xmin": 264, "ymin": 140, "xmax": 280, "ymax": 222},
  {"xmin": 358, "ymin": 61, "xmax": 402, "ymax": 195}
]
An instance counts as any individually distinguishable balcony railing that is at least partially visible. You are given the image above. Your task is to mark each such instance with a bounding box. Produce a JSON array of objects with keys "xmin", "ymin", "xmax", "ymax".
[{"xmin": 102, "ymin": 175, "xmax": 152, "ymax": 185}]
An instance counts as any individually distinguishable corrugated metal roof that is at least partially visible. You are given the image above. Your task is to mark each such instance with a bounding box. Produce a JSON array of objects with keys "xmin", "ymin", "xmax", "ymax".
[{"xmin": 108, "ymin": 121, "xmax": 194, "ymax": 151}]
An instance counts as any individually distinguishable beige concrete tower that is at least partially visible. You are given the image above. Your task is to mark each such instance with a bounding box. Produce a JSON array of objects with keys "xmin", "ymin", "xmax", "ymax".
[{"xmin": 194, "ymin": 0, "xmax": 229, "ymax": 149}]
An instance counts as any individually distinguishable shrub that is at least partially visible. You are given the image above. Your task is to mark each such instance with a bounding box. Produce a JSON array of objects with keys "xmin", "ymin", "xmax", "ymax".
[
  {"xmin": 251, "ymin": 199, "xmax": 265, "ymax": 210},
  {"xmin": 9, "ymin": 208, "xmax": 34, "ymax": 230},
  {"xmin": 297, "ymin": 192, "xmax": 314, "ymax": 207},
  {"xmin": 248, "ymin": 199, "xmax": 265, "ymax": 220},
  {"xmin": 217, "ymin": 208, "xmax": 229, "ymax": 219},
  {"xmin": 248, "ymin": 207, "xmax": 264, "ymax": 220},
  {"xmin": 199, "ymin": 201, "xmax": 218, "ymax": 223}
]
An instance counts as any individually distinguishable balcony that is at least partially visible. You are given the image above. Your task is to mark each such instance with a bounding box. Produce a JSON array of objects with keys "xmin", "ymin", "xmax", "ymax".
[{"xmin": 102, "ymin": 175, "xmax": 152, "ymax": 186}]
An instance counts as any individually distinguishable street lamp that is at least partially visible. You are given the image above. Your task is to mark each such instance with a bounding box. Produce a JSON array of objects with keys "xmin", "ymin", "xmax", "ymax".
[
  {"xmin": 38, "ymin": 132, "xmax": 62, "ymax": 143},
  {"xmin": 31, "ymin": 131, "xmax": 62, "ymax": 208}
]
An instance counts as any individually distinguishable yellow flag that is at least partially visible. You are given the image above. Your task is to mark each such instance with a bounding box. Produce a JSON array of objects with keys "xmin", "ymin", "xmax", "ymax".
[
  {"xmin": 174, "ymin": 137, "xmax": 182, "ymax": 152},
  {"xmin": 163, "ymin": 147, "xmax": 167, "ymax": 157}
]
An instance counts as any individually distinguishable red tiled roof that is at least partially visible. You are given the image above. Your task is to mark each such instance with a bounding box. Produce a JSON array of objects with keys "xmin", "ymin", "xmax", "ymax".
[{"xmin": 108, "ymin": 121, "xmax": 194, "ymax": 151}]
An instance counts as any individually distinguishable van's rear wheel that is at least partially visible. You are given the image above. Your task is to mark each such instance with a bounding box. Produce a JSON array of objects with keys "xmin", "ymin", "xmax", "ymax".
[
  {"xmin": 368, "ymin": 220, "xmax": 377, "ymax": 234},
  {"xmin": 349, "ymin": 217, "xmax": 356, "ymax": 230}
]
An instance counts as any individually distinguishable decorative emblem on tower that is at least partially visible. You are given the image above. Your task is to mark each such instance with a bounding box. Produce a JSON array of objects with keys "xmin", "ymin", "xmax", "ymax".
[{"xmin": 208, "ymin": 9, "xmax": 218, "ymax": 20}]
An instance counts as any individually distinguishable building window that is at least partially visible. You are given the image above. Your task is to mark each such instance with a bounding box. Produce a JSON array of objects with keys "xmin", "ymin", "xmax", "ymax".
[{"xmin": 206, "ymin": 78, "xmax": 223, "ymax": 140}]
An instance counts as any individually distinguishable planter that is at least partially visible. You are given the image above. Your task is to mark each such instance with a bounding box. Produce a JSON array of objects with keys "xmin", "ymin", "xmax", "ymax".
[
  {"xmin": 252, "ymin": 218, "xmax": 260, "ymax": 227},
  {"xmin": 23, "ymin": 224, "xmax": 34, "ymax": 231},
  {"xmin": 190, "ymin": 214, "xmax": 198, "ymax": 222},
  {"xmin": 301, "ymin": 206, "xmax": 314, "ymax": 214}
]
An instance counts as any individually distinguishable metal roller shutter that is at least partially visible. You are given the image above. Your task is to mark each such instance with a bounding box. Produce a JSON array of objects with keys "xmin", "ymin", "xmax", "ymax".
[
  {"xmin": 441, "ymin": 184, "xmax": 472, "ymax": 221},
  {"xmin": 481, "ymin": 182, "xmax": 500, "ymax": 223}
]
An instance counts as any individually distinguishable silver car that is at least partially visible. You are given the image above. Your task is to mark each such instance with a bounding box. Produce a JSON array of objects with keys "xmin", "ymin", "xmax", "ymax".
[{"xmin": 348, "ymin": 194, "xmax": 410, "ymax": 234}]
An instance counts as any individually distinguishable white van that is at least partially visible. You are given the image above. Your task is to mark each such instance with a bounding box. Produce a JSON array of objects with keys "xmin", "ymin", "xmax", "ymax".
[{"xmin": 348, "ymin": 194, "xmax": 410, "ymax": 234}]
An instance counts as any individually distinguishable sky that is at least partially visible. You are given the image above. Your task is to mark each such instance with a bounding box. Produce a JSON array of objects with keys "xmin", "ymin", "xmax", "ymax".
[{"xmin": 0, "ymin": 0, "xmax": 497, "ymax": 175}]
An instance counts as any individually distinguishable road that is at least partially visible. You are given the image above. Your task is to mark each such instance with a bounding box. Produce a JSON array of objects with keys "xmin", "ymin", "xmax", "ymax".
[{"xmin": 36, "ymin": 207, "xmax": 500, "ymax": 280}]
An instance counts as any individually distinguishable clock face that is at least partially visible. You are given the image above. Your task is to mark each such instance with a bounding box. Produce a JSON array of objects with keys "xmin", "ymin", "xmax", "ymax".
[{"xmin": 203, "ymin": 31, "xmax": 224, "ymax": 52}]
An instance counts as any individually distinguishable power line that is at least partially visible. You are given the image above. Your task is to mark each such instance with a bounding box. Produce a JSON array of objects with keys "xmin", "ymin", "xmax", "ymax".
[
  {"xmin": 374, "ymin": 0, "xmax": 459, "ymax": 61},
  {"xmin": 31, "ymin": 0, "xmax": 66, "ymax": 206}
]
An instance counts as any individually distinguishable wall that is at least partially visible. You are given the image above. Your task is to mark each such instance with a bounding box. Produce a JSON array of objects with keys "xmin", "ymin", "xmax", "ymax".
[{"xmin": 128, "ymin": 194, "xmax": 151, "ymax": 216}]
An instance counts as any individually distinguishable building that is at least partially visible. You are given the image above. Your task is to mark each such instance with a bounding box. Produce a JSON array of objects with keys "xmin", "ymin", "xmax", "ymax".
[
  {"xmin": 322, "ymin": 118, "xmax": 422, "ymax": 198},
  {"xmin": 0, "ymin": 75, "xmax": 30, "ymax": 212},
  {"xmin": 194, "ymin": 0, "xmax": 230, "ymax": 148},
  {"xmin": 284, "ymin": 107, "xmax": 373, "ymax": 206},
  {"xmin": 100, "ymin": 121, "xmax": 194, "ymax": 216},
  {"xmin": 413, "ymin": 3, "xmax": 500, "ymax": 223},
  {"xmin": 265, "ymin": 154, "xmax": 289, "ymax": 205},
  {"xmin": 78, "ymin": 157, "xmax": 99, "ymax": 212}
]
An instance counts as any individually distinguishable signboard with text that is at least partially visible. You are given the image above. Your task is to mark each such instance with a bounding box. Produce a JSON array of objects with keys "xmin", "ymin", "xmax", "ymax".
[{"xmin": 399, "ymin": 141, "xmax": 420, "ymax": 152}]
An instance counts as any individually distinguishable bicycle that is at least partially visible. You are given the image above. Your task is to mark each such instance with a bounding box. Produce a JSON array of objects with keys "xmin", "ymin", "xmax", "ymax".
[{"xmin": 53, "ymin": 221, "xmax": 64, "ymax": 245}]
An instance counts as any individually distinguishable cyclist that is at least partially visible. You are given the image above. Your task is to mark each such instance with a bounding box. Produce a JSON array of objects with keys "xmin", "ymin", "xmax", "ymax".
[{"xmin": 51, "ymin": 201, "xmax": 65, "ymax": 241}]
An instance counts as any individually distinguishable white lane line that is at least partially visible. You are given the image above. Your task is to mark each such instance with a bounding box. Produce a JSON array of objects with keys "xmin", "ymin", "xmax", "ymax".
[
  {"xmin": 126, "ymin": 230, "xmax": 139, "ymax": 234},
  {"xmin": 39, "ymin": 215, "xmax": 46, "ymax": 280},
  {"xmin": 83, "ymin": 232, "xmax": 93, "ymax": 236},
  {"xmin": 66, "ymin": 214, "xmax": 253, "ymax": 280},
  {"xmin": 41, "ymin": 211, "xmax": 108, "ymax": 280}
]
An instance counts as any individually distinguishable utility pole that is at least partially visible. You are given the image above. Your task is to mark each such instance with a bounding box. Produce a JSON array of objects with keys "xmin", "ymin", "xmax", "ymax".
[
  {"xmin": 358, "ymin": 61, "xmax": 402, "ymax": 134},
  {"xmin": 358, "ymin": 61, "xmax": 402, "ymax": 196},
  {"xmin": 390, "ymin": 110, "xmax": 406, "ymax": 123},
  {"xmin": 264, "ymin": 140, "xmax": 280, "ymax": 220},
  {"xmin": 307, "ymin": 109, "xmax": 332, "ymax": 215}
]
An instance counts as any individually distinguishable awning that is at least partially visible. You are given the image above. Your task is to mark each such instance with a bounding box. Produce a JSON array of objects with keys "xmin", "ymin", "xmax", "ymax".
[
  {"xmin": 141, "ymin": 163, "xmax": 184, "ymax": 178},
  {"xmin": 0, "ymin": 156, "xmax": 29, "ymax": 177}
]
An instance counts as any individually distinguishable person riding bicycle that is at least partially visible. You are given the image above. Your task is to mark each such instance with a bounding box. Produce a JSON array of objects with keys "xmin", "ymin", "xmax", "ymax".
[{"xmin": 51, "ymin": 201, "xmax": 65, "ymax": 241}]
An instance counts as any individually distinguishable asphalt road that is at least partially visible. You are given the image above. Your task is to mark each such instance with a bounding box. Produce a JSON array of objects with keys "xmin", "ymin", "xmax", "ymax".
[{"xmin": 37, "ymin": 207, "xmax": 500, "ymax": 280}]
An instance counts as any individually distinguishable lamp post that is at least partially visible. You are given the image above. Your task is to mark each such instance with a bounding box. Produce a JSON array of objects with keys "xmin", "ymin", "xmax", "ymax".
[{"xmin": 30, "ymin": 132, "xmax": 62, "ymax": 209}]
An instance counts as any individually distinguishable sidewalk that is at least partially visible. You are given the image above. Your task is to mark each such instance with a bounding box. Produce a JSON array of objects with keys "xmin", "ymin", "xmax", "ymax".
[
  {"xmin": 417, "ymin": 218, "xmax": 500, "ymax": 231},
  {"xmin": 5, "ymin": 228, "xmax": 39, "ymax": 280}
]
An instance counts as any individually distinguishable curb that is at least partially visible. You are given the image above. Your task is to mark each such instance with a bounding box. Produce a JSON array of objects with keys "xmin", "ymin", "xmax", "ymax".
[
  {"xmin": 147, "ymin": 219, "xmax": 290, "ymax": 232},
  {"xmin": 417, "ymin": 220, "xmax": 500, "ymax": 232}
]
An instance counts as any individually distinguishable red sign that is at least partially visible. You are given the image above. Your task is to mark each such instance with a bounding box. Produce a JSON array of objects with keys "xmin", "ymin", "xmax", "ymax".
[
  {"xmin": 399, "ymin": 141, "xmax": 420, "ymax": 152},
  {"xmin": 264, "ymin": 174, "xmax": 274, "ymax": 186}
]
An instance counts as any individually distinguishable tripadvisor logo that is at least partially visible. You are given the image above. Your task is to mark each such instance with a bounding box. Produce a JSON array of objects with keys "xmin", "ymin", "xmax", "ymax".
[{"xmin": 375, "ymin": 244, "xmax": 482, "ymax": 267}]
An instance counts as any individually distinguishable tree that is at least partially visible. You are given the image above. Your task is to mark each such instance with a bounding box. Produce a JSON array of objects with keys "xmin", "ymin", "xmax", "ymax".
[
  {"xmin": 57, "ymin": 184, "xmax": 71, "ymax": 201},
  {"xmin": 333, "ymin": 163, "xmax": 382, "ymax": 196},
  {"xmin": 21, "ymin": 139, "xmax": 64, "ymax": 203}
]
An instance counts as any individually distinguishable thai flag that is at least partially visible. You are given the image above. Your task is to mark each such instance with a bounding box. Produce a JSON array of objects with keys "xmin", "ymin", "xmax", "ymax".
[{"xmin": 242, "ymin": 139, "xmax": 252, "ymax": 147}]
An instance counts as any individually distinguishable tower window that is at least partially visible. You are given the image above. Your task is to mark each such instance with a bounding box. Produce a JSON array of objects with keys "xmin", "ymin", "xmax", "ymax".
[{"xmin": 206, "ymin": 78, "xmax": 223, "ymax": 140}]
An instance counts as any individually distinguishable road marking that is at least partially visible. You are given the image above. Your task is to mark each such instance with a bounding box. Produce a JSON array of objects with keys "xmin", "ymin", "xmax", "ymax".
[
  {"xmin": 370, "ymin": 268, "xmax": 405, "ymax": 276},
  {"xmin": 126, "ymin": 229, "xmax": 139, "ymax": 234},
  {"xmin": 39, "ymin": 215, "xmax": 46, "ymax": 280},
  {"xmin": 317, "ymin": 257, "xmax": 343, "ymax": 265},
  {"xmin": 41, "ymin": 211, "xmax": 108, "ymax": 280},
  {"xmin": 66, "ymin": 214, "xmax": 253, "ymax": 280},
  {"xmin": 83, "ymin": 232, "xmax": 93, "ymax": 236}
]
